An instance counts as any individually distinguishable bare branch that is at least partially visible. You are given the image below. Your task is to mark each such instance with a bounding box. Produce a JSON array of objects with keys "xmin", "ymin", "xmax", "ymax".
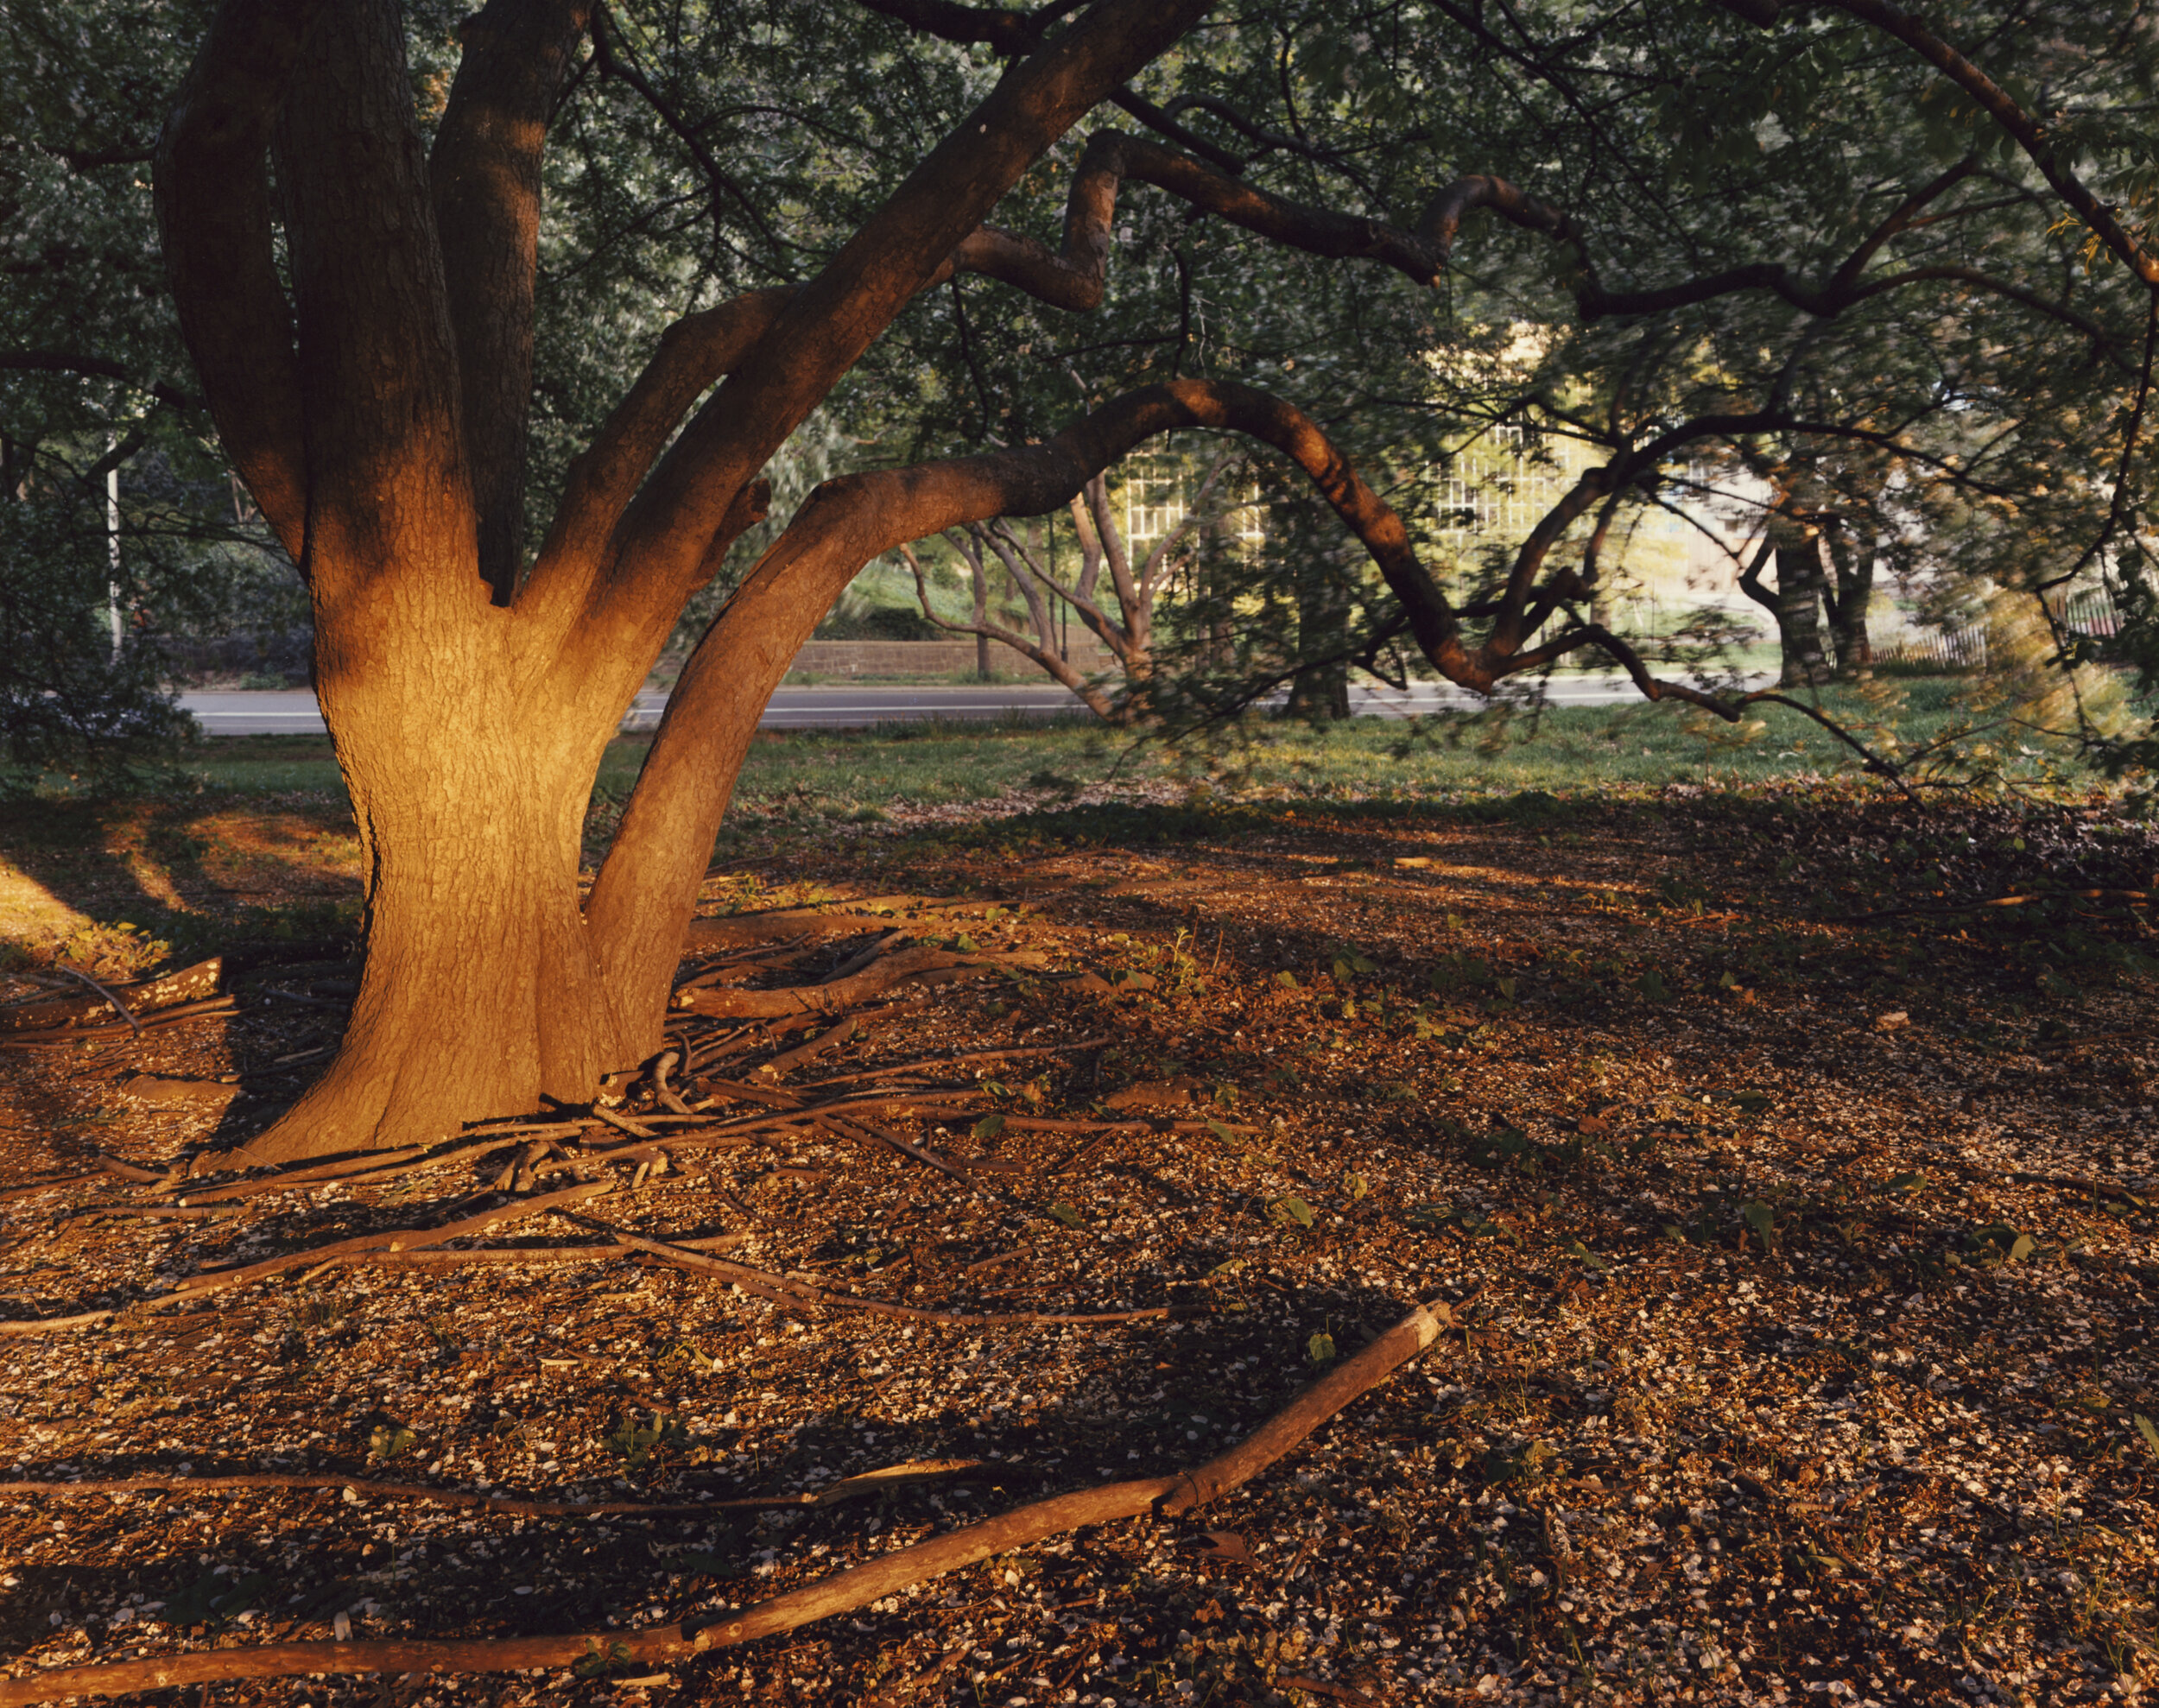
[
  {"xmin": 1798, "ymin": 0, "xmax": 2159, "ymax": 294},
  {"xmin": 903, "ymin": 544, "xmax": 1118, "ymax": 715},
  {"xmin": 591, "ymin": 8, "xmax": 795, "ymax": 271}
]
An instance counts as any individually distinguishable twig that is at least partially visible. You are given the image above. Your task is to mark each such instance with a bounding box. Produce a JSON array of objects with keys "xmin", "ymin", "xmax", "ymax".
[
  {"xmin": 570, "ymin": 1216, "xmax": 1174, "ymax": 1327},
  {"xmin": 590, "ymin": 1105, "xmax": 658, "ymax": 1141},
  {"xmin": 157, "ymin": 1181, "xmax": 613, "ymax": 1305},
  {"xmin": 0, "ymin": 995, "xmax": 237, "ymax": 1050},
  {"xmin": 91, "ymin": 1153, "xmax": 177, "ymax": 1186},
  {"xmin": 824, "ymin": 1115, "xmax": 978, "ymax": 1186},
  {"xmin": 0, "ymin": 1172, "xmax": 105, "ymax": 1205},
  {"xmin": 675, "ymin": 946, "xmax": 1045, "ymax": 1018},
  {"xmin": 0, "ymin": 1303, "xmax": 1445, "ymax": 1700},
  {"xmin": 177, "ymin": 1134, "xmax": 533, "ymax": 1205},
  {"xmin": 805, "ymin": 1035, "xmax": 1112, "ymax": 1087},
  {"xmin": 757, "ymin": 1015, "xmax": 858, "ymax": 1078},
  {"xmin": 0, "ymin": 1309, "xmax": 114, "ymax": 1338},
  {"xmin": 48, "ymin": 966, "xmax": 139, "ymax": 1034},
  {"xmin": 0, "ymin": 1473, "xmax": 712, "ymax": 1518}
]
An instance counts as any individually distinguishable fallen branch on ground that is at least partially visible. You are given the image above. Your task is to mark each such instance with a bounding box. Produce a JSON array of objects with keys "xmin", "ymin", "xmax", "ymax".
[
  {"xmin": 0, "ymin": 1302, "xmax": 1446, "ymax": 1702},
  {"xmin": 805, "ymin": 1034, "xmax": 1111, "ymax": 1086}
]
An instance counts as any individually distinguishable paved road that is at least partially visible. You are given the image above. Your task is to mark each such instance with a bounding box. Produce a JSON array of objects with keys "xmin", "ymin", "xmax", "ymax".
[{"xmin": 179, "ymin": 674, "xmax": 1747, "ymax": 737}]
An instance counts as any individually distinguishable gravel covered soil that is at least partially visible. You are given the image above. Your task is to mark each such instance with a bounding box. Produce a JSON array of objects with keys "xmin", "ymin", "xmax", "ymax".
[{"xmin": 1, "ymin": 783, "xmax": 2154, "ymax": 1707}]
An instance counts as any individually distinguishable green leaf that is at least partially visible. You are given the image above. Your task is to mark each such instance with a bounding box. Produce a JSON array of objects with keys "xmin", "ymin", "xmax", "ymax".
[
  {"xmin": 1267, "ymin": 1194, "xmax": 1317, "ymax": 1229},
  {"xmin": 1565, "ymin": 1238, "xmax": 1609, "ymax": 1272},
  {"xmin": 1341, "ymin": 1170, "xmax": 1371, "ymax": 1202},
  {"xmin": 1306, "ymin": 1331, "xmax": 1337, "ymax": 1365},
  {"xmin": 972, "ymin": 1113, "xmax": 1006, "ymax": 1142},
  {"xmin": 1047, "ymin": 1203, "xmax": 1083, "ymax": 1226},
  {"xmin": 1496, "ymin": 977, "xmax": 1518, "ymax": 1002},
  {"xmin": 953, "ymin": 934, "xmax": 978, "ymax": 953},
  {"xmin": 1276, "ymin": 970, "xmax": 1299, "ymax": 988},
  {"xmin": 2135, "ymin": 1414, "xmax": 2159, "ymax": 1462},
  {"xmin": 367, "ymin": 1422, "xmax": 417, "ymax": 1463},
  {"xmin": 1884, "ymin": 1172, "xmax": 1929, "ymax": 1196},
  {"xmin": 1206, "ymin": 1256, "xmax": 1248, "ymax": 1278},
  {"xmin": 1733, "ymin": 1090, "xmax": 1772, "ymax": 1113},
  {"xmin": 1742, "ymin": 1200, "xmax": 1776, "ymax": 1245},
  {"xmin": 1638, "ymin": 969, "xmax": 1670, "ymax": 1003},
  {"xmin": 2008, "ymin": 1233, "xmax": 2036, "ymax": 1263}
]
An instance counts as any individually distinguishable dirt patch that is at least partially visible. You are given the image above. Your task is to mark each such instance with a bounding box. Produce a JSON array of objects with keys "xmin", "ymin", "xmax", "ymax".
[{"xmin": 0, "ymin": 787, "xmax": 2154, "ymax": 1705}]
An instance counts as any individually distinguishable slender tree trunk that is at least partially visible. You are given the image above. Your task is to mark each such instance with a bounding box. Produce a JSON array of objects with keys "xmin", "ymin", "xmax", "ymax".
[
  {"xmin": 1823, "ymin": 524, "xmax": 1875, "ymax": 676},
  {"xmin": 1769, "ymin": 543, "xmax": 1831, "ymax": 686},
  {"xmin": 1284, "ymin": 516, "xmax": 1352, "ymax": 719}
]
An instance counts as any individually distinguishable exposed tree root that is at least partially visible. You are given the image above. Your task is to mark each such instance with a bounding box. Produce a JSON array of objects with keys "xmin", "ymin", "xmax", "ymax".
[
  {"xmin": 0, "ymin": 1303, "xmax": 1446, "ymax": 1704},
  {"xmin": 674, "ymin": 944, "xmax": 1047, "ymax": 1018}
]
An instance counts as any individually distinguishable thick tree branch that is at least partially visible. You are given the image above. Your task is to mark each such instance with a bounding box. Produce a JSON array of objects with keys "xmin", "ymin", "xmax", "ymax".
[
  {"xmin": 152, "ymin": 0, "xmax": 327, "ymax": 560},
  {"xmin": 0, "ymin": 1303, "xmax": 1445, "ymax": 1704},
  {"xmin": 561, "ymin": 0, "xmax": 1212, "ymax": 659},
  {"xmin": 585, "ymin": 376, "xmax": 1462, "ymax": 1040},
  {"xmin": 431, "ymin": 0, "xmax": 595, "ymax": 602},
  {"xmin": 526, "ymin": 288, "xmax": 795, "ymax": 610},
  {"xmin": 274, "ymin": 0, "xmax": 475, "ymax": 585}
]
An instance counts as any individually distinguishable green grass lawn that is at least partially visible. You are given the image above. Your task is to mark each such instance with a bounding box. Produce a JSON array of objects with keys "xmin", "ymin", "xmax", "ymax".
[{"xmin": 155, "ymin": 674, "xmax": 2094, "ymax": 826}]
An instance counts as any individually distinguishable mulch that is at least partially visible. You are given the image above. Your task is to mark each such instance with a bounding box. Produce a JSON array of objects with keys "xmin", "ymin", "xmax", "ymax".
[{"xmin": 0, "ymin": 780, "xmax": 2153, "ymax": 1706}]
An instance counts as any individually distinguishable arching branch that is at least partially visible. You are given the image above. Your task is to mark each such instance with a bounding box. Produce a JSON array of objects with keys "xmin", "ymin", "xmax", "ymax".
[
  {"xmin": 902, "ymin": 542, "xmax": 1121, "ymax": 717},
  {"xmin": 583, "ymin": 376, "xmax": 1469, "ymax": 1020},
  {"xmin": 152, "ymin": 0, "xmax": 326, "ymax": 561}
]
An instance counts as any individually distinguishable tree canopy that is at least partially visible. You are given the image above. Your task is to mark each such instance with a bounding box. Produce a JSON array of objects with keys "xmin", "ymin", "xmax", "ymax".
[{"xmin": 8, "ymin": 0, "xmax": 2156, "ymax": 1157}]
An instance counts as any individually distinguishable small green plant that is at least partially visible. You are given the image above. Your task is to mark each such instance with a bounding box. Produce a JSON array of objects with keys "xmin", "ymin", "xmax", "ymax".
[
  {"xmin": 604, "ymin": 1411, "xmax": 688, "ymax": 1468},
  {"xmin": 1306, "ymin": 1331, "xmax": 1336, "ymax": 1365},
  {"xmin": 1267, "ymin": 1194, "xmax": 1316, "ymax": 1229},
  {"xmin": 366, "ymin": 1421, "xmax": 417, "ymax": 1462},
  {"xmin": 573, "ymin": 1639, "xmax": 634, "ymax": 1680}
]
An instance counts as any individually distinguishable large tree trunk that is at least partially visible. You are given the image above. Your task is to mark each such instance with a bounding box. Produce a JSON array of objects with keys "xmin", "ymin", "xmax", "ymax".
[{"xmin": 236, "ymin": 616, "xmax": 642, "ymax": 1162}]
